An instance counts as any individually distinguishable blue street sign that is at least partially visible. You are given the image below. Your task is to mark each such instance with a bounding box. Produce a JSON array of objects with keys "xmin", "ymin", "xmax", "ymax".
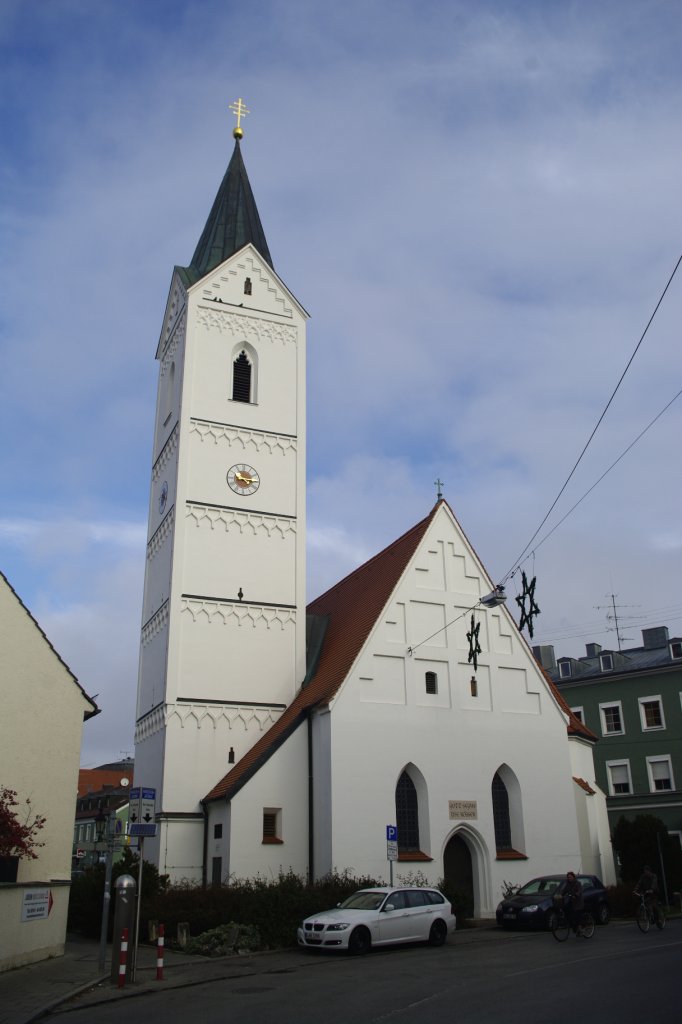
[{"xmin": 386, "ymin": 825, "xmax": 398, "ymax": 842}]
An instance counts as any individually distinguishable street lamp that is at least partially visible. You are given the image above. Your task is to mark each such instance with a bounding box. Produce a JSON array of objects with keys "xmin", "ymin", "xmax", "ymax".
[{"xmin": 96, "ymin": 807, "xmax": 115, "ymax": 972}]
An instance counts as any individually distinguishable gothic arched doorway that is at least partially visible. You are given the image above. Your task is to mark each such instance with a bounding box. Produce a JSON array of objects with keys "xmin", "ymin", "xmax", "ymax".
[{"xmin": 443, "ymin": 833, "xmax": 474, "ymax": 919}]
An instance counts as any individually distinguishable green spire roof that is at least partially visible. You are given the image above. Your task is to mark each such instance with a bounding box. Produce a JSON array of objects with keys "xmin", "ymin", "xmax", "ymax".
[{"xmin": 181, "ymin": 139, "xmax": 273, "ymax": 285}]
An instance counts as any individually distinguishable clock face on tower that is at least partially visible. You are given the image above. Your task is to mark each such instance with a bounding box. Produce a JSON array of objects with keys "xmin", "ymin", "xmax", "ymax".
[{"xmin": 227, "ymin": 463, "xmax": 260, "ymax": 496}]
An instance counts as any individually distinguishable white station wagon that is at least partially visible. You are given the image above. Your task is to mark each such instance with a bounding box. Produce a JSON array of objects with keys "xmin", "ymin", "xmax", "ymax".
[{"xmin": 297, "ymin": 886, "xmax": 456, "ymax": 955}]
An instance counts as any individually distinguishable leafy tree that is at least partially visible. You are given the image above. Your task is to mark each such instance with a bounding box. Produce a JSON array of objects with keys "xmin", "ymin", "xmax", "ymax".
[{"xmin": 0, "ymin": 787, "xmax": 46, "ymax": 859}]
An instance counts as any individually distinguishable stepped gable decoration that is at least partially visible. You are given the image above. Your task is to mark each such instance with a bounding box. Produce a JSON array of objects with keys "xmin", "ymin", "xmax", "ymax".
[
  {"xmin": 515, "ymin": 570, "xmax": 541, "ymax": 639},
  {"xmin": 467, "ymin": 614, "xmax": 482, "ymax": 672}
]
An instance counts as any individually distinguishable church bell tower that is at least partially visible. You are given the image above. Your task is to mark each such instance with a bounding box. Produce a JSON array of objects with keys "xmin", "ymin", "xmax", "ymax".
[{"xmin": 134, "ymin": 101, "xmax": 309, "ymax": 881}]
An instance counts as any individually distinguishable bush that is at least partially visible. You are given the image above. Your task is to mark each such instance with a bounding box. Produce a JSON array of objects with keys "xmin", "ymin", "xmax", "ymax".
[
  {"xmin": 68, "ymin": 848, "xmax": 168, "ymax": 938},
  {"xmin": 611, "ymin": 814, "xmax": 682, "ymax": 893},
  {"xmin": 144, "ymin": 869, "xmax": 383, "ymax": 950},
  {"xmin": 606, "ymin": 883, "xmax": 642, "ymax": 919},
  {"xmin": 185, "ymin": 923, "xmax": 261, "ymax": 956}
]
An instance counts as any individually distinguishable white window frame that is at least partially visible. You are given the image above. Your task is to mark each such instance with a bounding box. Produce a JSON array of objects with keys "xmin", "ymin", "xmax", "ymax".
[
  {"xmin": 645, "ymin": 755, "xmax": 675, "ymax": 793},
  {"xmin": 558, "ymin": 660, "xmax": 572, "ymax": 679},
  {"xmin": 570, "ymin": 706, "xmax": 584, "ymax": 724},
  {"xmin": 262, "ymin": 807, "xmax": 282, "ymax": 842},
  {"xmin": 670, "ymin": 641, "xmax": 682, "ymax": 660},
  {"xmin": 599, "ymin": 700, "xmax": 624, "ymax": 736},
  {"xmin": 638, "ymin": 695, "xmax": 665, "ymax": 732},
  {"xmin": 606, "ymin": 760, "xmax": 632, "ymax": 796},
  {"xmin": 600, "ymin": 653, "xmax": 614, "ymax": 671}
]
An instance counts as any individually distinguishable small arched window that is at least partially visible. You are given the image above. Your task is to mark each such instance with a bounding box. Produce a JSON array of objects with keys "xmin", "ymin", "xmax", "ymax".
[
  {"xmin": 232, "ymin": 350, "xmax": 252, "ymax": 403},
  {"xmin": 425, "ymin": 671, "xmax": 438, "ymax": 695},
  {"xmin": 396, "ymin": 772, "xmax": 420, "ymax": 852},
  {"xmin": 492, "ymin": 772, "xmax": 512, "ymax": 851}
]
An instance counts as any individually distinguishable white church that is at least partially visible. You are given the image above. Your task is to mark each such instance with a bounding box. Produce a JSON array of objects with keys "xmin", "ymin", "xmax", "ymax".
[{"xmin": 133, "ymin": 110, "xmax": 615, "ymax": 918}]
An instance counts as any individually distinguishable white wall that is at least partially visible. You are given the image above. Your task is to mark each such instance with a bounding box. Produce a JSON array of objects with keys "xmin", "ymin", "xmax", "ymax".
[
  {"xmin": 319, "ymin": 506, "xmax": 597, "ymax": 914},
  {"xmin": 0, "ymin": 576, "xmax": 93, "ymax": 970},
  {"xmin": 227, "ymin": 721, "xmax": 310, "ymax": 880}
]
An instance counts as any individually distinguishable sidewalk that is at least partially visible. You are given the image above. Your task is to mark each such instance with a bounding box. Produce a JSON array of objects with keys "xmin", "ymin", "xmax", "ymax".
[{"xmin": 0, "ymin": 923, "xmax": 527, "ymax": 1024}]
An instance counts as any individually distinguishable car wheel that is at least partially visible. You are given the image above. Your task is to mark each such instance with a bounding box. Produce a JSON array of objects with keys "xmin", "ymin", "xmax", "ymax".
[
  {"xmin": 545, "ymin": 908, "xmax": 559, "ymax": 931},
  {"xmin": 428, "ymin": 919, "xmax": 448, "ymax": 947},
  {"xmin": 595, "ymin": 903, "xmax": 610, "ymax": 926},
  {"xmin": 348, "ymin": 926, "xmax": 371, "ymax": 956}
]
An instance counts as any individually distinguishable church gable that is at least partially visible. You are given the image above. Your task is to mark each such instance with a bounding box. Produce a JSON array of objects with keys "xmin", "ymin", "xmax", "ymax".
[
  {"xmin": 189, "ymin": 244, "xmax": 307, "ymax": 322},
  {"xmin": 334, "ymin": 503, "xmax": 561, "ymax": 725}
]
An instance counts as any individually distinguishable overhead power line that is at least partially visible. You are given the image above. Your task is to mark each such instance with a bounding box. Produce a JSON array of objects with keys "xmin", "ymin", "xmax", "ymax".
[
  {"xmin": 500, "ymin": 254, "xmax": 682, "ymax": 585},
  {"xmin": 516, "ymin": 385, "xmax": 682, "ymax": 562}
]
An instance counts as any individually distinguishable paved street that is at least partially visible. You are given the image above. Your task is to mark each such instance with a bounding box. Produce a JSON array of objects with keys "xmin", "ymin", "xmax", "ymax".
[{"xmin": 43, "ymin": 921, "xmax": 680, "ymax": 1024}]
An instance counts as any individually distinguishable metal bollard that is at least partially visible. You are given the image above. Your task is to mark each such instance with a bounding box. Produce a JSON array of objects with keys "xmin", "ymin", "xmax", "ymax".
[
  {"xmin": 156, "ymin": 923, "xmax": 165, "ymax": 981},
  {"xmin": 117, "ymin": 928, "xmax": 129, "ymax": 988},
  {"xmin": 110, "ymin": 874, "xmax": 137, "ymax": 984}
]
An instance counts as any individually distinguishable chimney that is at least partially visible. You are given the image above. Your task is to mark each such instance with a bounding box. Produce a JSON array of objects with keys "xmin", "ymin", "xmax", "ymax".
[
  {"xmin": 532, "ymin": 644, "xmax": 556, "ymax": 671},
  {"xmin": 585, "ymin": 643, "xmax": 602, "ymax": 658},
  {"xmin": 642, "ymin": 626, "xmax": 669, "ymax": 650}
]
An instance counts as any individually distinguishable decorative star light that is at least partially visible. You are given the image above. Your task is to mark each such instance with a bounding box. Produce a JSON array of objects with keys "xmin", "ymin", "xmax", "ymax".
[
  {"xmin": 515, "ymin": 571, "xmax": 541, "ymax": 638},
  {"xmin": 467, "ymin": 614, "xmax": 482, "ymax": 672}
]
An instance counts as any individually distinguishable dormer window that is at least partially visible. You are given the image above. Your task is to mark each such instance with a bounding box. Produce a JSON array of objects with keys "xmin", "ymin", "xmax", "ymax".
[
  {"xmin": 600, "ymin": 654, "xmax": 613, "ymax": 672},
  {"xmin": 671, "ymin": 641, "xmax": 682, "ymax": 660},
  {"xmin": 559, "ymin": 661, "xmax": 572, "ymax": 679}
]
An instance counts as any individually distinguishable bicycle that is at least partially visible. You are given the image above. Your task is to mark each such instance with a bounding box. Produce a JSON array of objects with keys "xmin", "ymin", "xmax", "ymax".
[
  {"xmin": 551, "ymin": 902, "xmax": 595, "ymax": 942},
  {"xmin": 634, "ymin": 891, "xmax": 665, "ymax": 933}
]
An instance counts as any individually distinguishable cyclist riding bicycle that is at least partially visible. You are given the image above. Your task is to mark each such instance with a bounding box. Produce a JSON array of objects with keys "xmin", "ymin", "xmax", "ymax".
[
  {"xmin": 559, "ymin": 871, "xmax": 584, "ymax": 935},
  {"xmin": 634, "ymin": 865, "xmax": 659, "ymax": 916}
]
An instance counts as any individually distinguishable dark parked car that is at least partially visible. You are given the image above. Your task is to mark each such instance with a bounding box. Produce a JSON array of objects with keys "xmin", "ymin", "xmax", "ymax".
[{"xmin": 496, "ymin": 874, "xmax": 610, "ymax": 930}]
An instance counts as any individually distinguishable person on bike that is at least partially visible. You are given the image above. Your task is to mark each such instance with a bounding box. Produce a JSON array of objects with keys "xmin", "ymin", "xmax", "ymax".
[
  {"xmin": 635, "ymin": 865, "xmax": 659, "ymax": 917},
  {"xmin": 561, "ymin": 871, "xmax": 584, "ymax": 935}
]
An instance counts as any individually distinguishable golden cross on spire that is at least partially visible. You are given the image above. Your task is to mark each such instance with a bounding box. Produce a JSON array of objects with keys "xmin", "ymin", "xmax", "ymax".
[{"xmin": 229, "ymin": 97, "xmax": 250, "ymax": 139}]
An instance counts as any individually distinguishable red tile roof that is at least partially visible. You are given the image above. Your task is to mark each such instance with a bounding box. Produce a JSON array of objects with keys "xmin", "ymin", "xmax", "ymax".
[
  {"xmin": 77, "ymin": 768, "xmax": 134, "ymax": 798},
  {"xmin": 573, "ymin": 776, "xmax": 597, "ymax": 795},
  {"xmin": 540, "ymin": 669, "xmax": 596, "ymax": 741}
]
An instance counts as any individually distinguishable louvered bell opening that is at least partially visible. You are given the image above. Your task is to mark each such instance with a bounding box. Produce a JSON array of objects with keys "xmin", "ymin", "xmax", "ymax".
[
  {"xmin": 263, "ymin": 812, "xmax": 277, "ymax": 839},
  {"xmin": 233, "ymin": 351, "xmax": 251, "ymax": 402}
]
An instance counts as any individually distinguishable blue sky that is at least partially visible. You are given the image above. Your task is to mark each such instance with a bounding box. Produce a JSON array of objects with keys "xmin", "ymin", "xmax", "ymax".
[{"xmin": 2, "ymin": 0, "xmax": 682, "ymax": 766}]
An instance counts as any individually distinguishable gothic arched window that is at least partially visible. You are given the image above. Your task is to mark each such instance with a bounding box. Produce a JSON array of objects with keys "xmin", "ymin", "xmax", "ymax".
[
  {"xmin": 232, "ymin": 350, "xmax": 252, "ymax": 403},
  {"xmin": 491, "ymin": 772, "xmax": 512, "ymax": 851},
  {"xmin": 396, "ymin": 771, "xmax": 420, "ymax": 852}
]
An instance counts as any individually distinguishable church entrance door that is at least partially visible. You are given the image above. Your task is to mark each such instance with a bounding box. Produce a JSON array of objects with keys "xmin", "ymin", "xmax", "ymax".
[{"xmin": 443, "ymin": 833, "xmax": 474, "ymax": 919}]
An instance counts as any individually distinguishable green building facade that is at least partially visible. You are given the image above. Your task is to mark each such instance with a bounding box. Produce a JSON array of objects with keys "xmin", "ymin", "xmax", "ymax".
[{"xmin": 535, "ymin": 627, "xmax": 682, "ymax": 850}]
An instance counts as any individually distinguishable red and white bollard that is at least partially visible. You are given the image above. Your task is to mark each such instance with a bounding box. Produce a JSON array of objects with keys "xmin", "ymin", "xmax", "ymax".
[
  {"xmin": 156, "ymin": 923, "xmax": 165, "ymax": 981},
  {"xmin": 118, "ymin": 927, "xmax": 129, "ymax": 989}
]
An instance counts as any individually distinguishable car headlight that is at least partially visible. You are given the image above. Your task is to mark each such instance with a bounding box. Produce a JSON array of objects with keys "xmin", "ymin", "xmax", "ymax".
[
  {"xmin": 326, "ymin": 922, "xmax": 350, "ymax": 931},
  {"xmin": 521, "ymin": 905, "xmax": 539, "ymax": 913}
]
